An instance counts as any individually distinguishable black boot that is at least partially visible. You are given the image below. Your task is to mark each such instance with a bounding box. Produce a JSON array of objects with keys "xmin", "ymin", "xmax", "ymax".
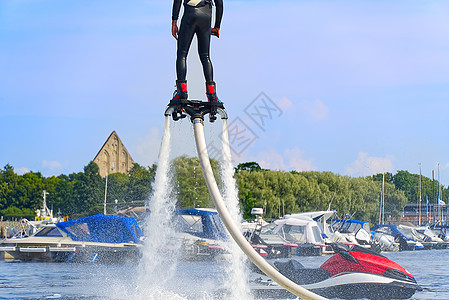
[
  {"xmin": 206, "ymin": 81, "xmax": 222, "ymax": 104},
  {"xmin": 172, "ymin": 80, "xmax": 188, "ymax": 101}
]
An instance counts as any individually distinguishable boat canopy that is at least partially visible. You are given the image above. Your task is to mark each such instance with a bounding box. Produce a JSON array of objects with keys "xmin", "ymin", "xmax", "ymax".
[
  {"xmin": 332, "ymin": 219, "xmax": 371, "ymax": 234},
  {"xmin": 286, "ymin": 210, "xmax": 336, "ymax": 221},
  {"xmin": 56, "ymin": 214, "xmax": 143, "ymax": 244},
  {"xmin": 174, "ymin": 208, "xmax": 227, "ymax": 240},
  {"xmin": 266, "ymin": 218, "xmax": 323, "ymax": 244}
]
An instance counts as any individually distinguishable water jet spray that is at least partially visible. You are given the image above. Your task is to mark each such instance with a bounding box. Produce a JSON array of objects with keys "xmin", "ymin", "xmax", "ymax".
[{"xmin": 164, "ymin": 100, "xmax": 326, "ymax": 300}]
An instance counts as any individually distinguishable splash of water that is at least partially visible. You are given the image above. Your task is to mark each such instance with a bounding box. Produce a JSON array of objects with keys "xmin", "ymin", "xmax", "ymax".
[
  {"xmin": 219, "ymin": 119, "xmax": 254, "ymax": 299},
  {"xmin": 136, "ymin": 116, "xmax": 182, "ymax": 298},
  {"xmin": 134, "ymin": 117, "xmax": 252, "ymax": 299}
]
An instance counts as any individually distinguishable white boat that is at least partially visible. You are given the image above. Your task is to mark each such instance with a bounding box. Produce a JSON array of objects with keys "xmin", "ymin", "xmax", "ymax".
[
  {"xmin": 330, "ymin": 218, "xmax": 382, "ymax": 252},
  {"xmin": 285, "ymin": 210, "xmax": 336, "ymax": 243},
  {"xmin": 398, "ymin": 224, "xmax": 437, "ymax": 249},
  {"xmin": 0, "ymin": 214, "xmax": 143, "ymax": 263},
  {"xmin": 248, "ymin": 217, "xmax": 327, "ymax": 257},
  {"xmin": 415, "ymin": 225, "xmax": 449, "ymax": 249},
  {"xmin": 5, "ymin": 190, "xmax": 67, "ymax": 239},
  {"xmin": 286, "ymin": 211, "xmax": 381, "ymax": 253},
  {"xmin": 371, "ymin": 224, "xmax": 424, "ymax": 251}
]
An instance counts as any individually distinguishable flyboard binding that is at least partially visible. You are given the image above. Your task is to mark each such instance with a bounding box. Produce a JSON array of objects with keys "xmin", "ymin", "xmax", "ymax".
[{"xmin": 165, "ymin": 99, "xmax": 227, "ymax": 123}]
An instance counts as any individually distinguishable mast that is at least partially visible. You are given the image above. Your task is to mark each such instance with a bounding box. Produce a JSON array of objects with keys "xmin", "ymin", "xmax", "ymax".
[
  {"xmin": 379, "ymin": 173, "xmax": 385, "ymax": 225},
  {"xmin": 432, "ymin": 170, "xmax": 435, "ymax": 223},
  {"xmin": 419, "ymin": 163, "xmax": 422, "ymax": 226},
  {"xmin": 42, "ymin": 190, "xmax": 52, "ymax": 217},
  {"xmin": 438, "ymin": 163, "xmax": 444, "ymax": 223},
  {"xmin": 382, "ymin": 173, "xmax": 385, "ymax": 224},
  {"xmin": 438, "ymin": 163, "xmax": 441, "ymax": 223},
  {"xmin": 378, "ymin": 192, "xmax": 381, "ymax": 225}
]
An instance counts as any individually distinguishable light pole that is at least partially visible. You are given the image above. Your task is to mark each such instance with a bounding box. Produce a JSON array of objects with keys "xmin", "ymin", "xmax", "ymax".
[{"xmin": 104, "ymin": 166, "xmax": 114, "ymax": 215}]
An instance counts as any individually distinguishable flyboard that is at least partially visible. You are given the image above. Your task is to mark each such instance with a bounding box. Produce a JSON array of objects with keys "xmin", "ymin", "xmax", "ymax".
[{"xmin": 164, "ymin": 99, "xmax": 326, "ymax": 300}]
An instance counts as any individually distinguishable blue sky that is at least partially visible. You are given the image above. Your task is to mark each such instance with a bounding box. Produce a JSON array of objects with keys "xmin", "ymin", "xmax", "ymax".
[{"xmin": 1, "ymin": 0, "xmax": 449, "ymax": 186}]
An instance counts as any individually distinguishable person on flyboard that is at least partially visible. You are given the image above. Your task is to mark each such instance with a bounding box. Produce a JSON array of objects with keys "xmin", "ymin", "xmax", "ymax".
[{"xmin": 171, "ymin": 0, "xmax": 223, "ymax": 104}]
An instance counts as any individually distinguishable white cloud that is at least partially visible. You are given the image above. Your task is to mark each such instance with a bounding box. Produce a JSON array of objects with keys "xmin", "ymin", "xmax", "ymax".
[
  {"xmin": 278, "ymin": 97, "xmax": 294, "ymax": 111},
  {"xmin": 16, "ymin": 167, "xmax": 30, "ymax": 175},
  {"xmin": 345, "ymin": 152, "xmax": 394, "ymax": 176},
  {"xmin": 42, "ymin": 160, "xmax": 63, "ymax": 172},
  {"xmin": 299, "ymin": 99, "xmax": 329, "ymax": 122},
  {"xmin": 254, "ymin": 148, "xmax": 315, "ymax": 171}
]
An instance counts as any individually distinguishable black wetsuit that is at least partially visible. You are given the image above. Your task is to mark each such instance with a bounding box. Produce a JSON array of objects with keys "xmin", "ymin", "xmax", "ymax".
[{"xmin": 172, "ymin": 0, "xmax": 223, "ymax": 82}]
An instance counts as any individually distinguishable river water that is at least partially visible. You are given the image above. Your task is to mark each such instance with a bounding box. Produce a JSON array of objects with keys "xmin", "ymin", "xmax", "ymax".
[{"xmin": 0, "ymin": 248, "xmax": 448, "ymax": 300}]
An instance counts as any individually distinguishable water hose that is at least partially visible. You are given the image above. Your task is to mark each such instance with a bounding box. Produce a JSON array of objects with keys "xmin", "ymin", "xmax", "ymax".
[{"xmin": 192, "ymin": 117, "xmax": 326, "ymax": 300}]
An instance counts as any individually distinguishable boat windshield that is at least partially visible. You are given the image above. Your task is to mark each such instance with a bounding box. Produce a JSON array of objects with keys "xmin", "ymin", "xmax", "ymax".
[
  {"xmin": 374, "ymin": 226, "xmax": 393, "ymax": 235},
  {"xmin": 131, "ymin": 224, "xmax": 142, "ymax": 239},
  {"xmin": 260, "ymin": 223, "xmax": 277, "ymax": 234},
  {"xmin": 281, "ymin": 225, "xmax": 306, "ymax": 242},
  {"xmin": 398, "ymin": 226, "xmax": 420, "ymax": 240},
  {"xmin": 64, "ymin": 222, "xmax": 91, "ymax": 239},
  {"xmin": 34, "ymin": 226, "xmax": 63, "ymax": 237},
  {"xmin": 173, "ymin": 213, "xmax": 226, "ymax": 240},
  {"xmin": 210, "ymin": 214, "xmax": 227, "ymax": 239},
  {"xmin": 312, "ymin": 226, "xmax": 323, "ymax": 243},
  {"xmin": 175, "ymin": 214, "xmax": 204, "ymax": 234},
  {"xmin": 337, "ymin": 221, "xmax": 362, "ymax": 233}
]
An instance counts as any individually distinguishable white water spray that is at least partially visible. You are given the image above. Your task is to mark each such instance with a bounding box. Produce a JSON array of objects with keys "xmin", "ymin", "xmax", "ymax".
[
  {"xmin": 220, "ymin": 120, "xmax": 253, "ymax": 299},
  {"xmin": 136, "ymin": 116, "xmax": 182, "ymax": 298}
]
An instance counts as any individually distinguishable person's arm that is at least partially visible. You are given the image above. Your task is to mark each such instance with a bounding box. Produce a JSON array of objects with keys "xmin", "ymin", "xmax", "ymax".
[
  {"xmin": 211, "ymin": 0, "xmax": 223, "ymax": 37},
  {"xmin": 172, "ymin": 20, "xmax": 179, "ymax": 39},
  {"xmin": 172, "ymin": 0, "xmax": 182, "ymax": 21},
  {"xmin": 214, "ymin": 0, "xmax": 223, "ymax": 29},
  {"xmin": 172, "ymin": 0, "xmax": 182, "ymax": 39}
]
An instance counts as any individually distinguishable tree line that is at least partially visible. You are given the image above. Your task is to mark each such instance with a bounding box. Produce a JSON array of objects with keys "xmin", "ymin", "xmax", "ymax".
[
  {"xmin": 1, "ymin": 158, "xmax": 447, "ymax": 223},
  {"xmin": 0, "ymin": 162, "xmax": 155, "ymax": 219}
]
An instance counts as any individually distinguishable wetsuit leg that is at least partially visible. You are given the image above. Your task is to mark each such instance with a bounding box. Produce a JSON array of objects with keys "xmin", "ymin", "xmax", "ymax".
[
  {"xmin": 195, "ymin": 5, "xmax": 213, "ymax": 82},
  {"xmin": 176, "ymin": 7, "xmax": 197, "ymax": 81},
  {"xmin": 176, "ymin": 5, "xmax": 213, "ymax": 82}
]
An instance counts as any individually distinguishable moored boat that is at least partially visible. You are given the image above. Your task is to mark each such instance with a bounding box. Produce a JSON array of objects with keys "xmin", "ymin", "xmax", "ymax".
[
  {"xmin": 174, "ymin": 208, "xmax": 227, "ymax": 259},
  {"xmin": 0, "ymin": 214, "xmax": 143, "ymax": 263},
  {"xmin": 371, "ymin": 224, "xmax": 424, "ymax": 251},
  {"xmin": 247, "ymin": 217, "xmax": 327, "ymax": 258},
  {"xmin": 330, "ymin": 218, "xmax": 382, "ymax": 252},
  {"xmin": 415, "ymin": 225, "xmax": 449, "ymax": 249}
]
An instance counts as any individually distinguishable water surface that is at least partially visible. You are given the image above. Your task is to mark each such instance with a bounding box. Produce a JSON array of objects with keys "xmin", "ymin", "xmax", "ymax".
[{"xmin": 1, "ymin": 249, "xmax": 448, "ymax": 299}]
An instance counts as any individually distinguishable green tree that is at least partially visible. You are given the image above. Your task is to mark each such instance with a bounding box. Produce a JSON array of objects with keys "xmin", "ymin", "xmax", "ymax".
[
  {"xmin": 1, "ymin": 164, "xmax": 20, "ymax": 209},
  {"xmin": 372, "ymin": 172, "xmax": 394, "ymax": 184},
  {"xmin": 20, "ymin": 171, "xmax": 45, "ymax": 210},
  {"xmin": 106, "ymin": 172, "xmax": 129, "ymax": 213},
  {"xmin": 51, "ymin": 175, "xmax": 76, "ymax": 216},
  {"xmin": 71, "ymin": 161, "xmax": 103, "ymax": 217},
  {"xmin": 172, "ymin": 156, "xmax": 219, "ymax": 208},
  {"xmin": 235, "ymin": 162, "xmax": 262, "ymax": 173},
  {"xmin": 242, "ymin": 191, "xmax": 256, "ymax": 219},
  {"xmin": 126, "ymin": 163, "xmax": 156, "ymax": 204},
  {"xmin": 235, "ymin": 169, "xmax": 409, "ymax": 224},
  {"xmin": 393, "ymin": 170, "xmax": 418, "ymax": 203},
  {"xmin": 0, "ymin": 181, "xmax": 7, "ymax": 210}
]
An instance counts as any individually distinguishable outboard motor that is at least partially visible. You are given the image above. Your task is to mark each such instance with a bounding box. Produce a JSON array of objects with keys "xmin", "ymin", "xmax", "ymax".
[{"xmin": 355, "ymin": 228, "xmax": 371, "ymax": 245}]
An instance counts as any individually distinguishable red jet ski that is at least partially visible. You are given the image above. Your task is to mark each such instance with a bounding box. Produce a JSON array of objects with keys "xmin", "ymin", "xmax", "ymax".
[{"xmin": 250, "ymin": 244, "xmax": 422, "ymax": 299}]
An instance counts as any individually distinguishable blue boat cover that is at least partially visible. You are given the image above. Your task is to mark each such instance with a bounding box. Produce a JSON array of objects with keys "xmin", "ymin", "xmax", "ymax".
[
  {"xmin": 175, "ymin": 208, "xmax": 227, "ymax": 240},
  {"xmin": 333, "ymin": 219, "xmax": 368, "ymax": 225},
  {"xmin": 56, "ymin": 214, "xmax": 143, "ymax": 244}
]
